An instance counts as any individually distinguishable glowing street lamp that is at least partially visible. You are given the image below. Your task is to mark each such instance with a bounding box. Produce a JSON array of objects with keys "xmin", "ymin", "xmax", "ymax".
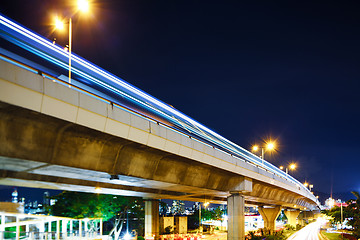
[
  {"xmin": 55, "ymin": 17, "xmax": 64, "ymax": 30},
  {"xmin": 252, "ymin": 141, "xmax": 277, "ymax": 164},
  {"xmin": 54, "ymin": 0, "xmax": 90, "ymax": 86},
  {"xmin": 279, "ymin": 163, "xmax": 296, "ymax": 175},
  {"xmin": 78, "ymin": 0, "xmax": 90, "ymax": 12}
]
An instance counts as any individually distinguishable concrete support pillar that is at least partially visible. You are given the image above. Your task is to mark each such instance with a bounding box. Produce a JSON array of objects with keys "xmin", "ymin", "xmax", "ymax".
[
  {"xmin": 145, "ymin": 199, "xmax": 159, "ymax": 240},
  {"xmin": 100, "ymin": 219, "xmax": 103, "ymax": 236},
  {"xmin": 284, "ymin": 209, "xmax": 300, "ymax": 227},
  {"xmin": 227, "ymin": 193, "xmax": 245, "ymax": 240},
  {"xmin": 258, "ymin": 206, "xmax": 281, "ymax": 233}
]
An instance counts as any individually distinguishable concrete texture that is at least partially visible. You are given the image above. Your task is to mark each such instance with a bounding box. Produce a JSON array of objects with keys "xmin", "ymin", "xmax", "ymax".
[
  {"xmin": 160, "ymin": 217, "xmax": 174, "ymax": 234},
  {"xmin": 258, "ymin": 206, "xmax": 281, "ymax": 232},
  {"xmin": 174, "ymin": 216, "xmax": 187, "ymax": 234},
  {"xmin": 227, "ymin": 193, "xmax": 245, "ymax": 240},
  {"xmin": 0, "ymin": 57, "xmax": 319, "ymax": 210},
  {"xmin": 284, "ymin": 209, "xmax": 300, "ymax": 227},
  {"xmin": 145, "ymin": 199, "xmax": 159, "ymax": 239}
]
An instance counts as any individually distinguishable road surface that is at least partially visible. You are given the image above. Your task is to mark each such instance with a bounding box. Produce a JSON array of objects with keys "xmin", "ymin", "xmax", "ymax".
[{"xmin": 287, "ymin": 218, "xmax": 326, "ymax": 240}]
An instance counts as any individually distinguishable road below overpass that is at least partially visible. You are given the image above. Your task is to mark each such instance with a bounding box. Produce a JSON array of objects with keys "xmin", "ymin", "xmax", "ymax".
[{"xmin": 287, "ymin": 217, "xmax": 327, "ymax": 240}]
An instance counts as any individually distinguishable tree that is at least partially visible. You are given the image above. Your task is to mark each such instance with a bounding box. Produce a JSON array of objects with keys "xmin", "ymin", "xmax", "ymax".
[
  {"xmin": 322, "ymin": 206, "xmax": 351, "ymax": 225},
  {"xmin": 212, "ymin": 207, "xmax": 224, "ymax": 221},
  {"xmin": 347, "ymin": 191, "xmax": 360, "ymax": 238},
  {"xmin": 322, "ymin": 191, "xmax": 360, "ymax": 238},
  {"xmin": 159, "ymin": 201, "xmax": 169, "ymax": 216},
  {"xmin": 171, "ymin": 200, "xmax": 185, "ymax": 215},
  {"xmin": 201, "ymin": 208, "xmax": 212, "ymax": 221},
  {"xmin": 50, "ymin": 191, "xmax": 144, "ymax": 239}
]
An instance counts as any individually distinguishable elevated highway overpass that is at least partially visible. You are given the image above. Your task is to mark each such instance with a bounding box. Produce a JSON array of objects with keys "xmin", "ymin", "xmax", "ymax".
[{"xmin": 0, "ymin": 14, "xmax": 319, "ymax": 240}]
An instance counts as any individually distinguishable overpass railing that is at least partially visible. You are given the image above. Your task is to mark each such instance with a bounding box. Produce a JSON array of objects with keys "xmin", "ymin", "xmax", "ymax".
[{"xmin": 0, "ymin": 212, "xmax": 103, "ymax": 240}]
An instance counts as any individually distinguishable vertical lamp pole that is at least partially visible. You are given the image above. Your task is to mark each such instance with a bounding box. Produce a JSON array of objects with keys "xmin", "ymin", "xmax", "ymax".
[
  {"xmin": 54, "ymin": 0, "xmax": 90, "ymax": 87},
  {"xmin": 68, "ymin": 18, "xmax": 72, "ymax": 86},
  {"xmin": 252, "ymin": 142, "xmax": 276, "ymax": 165},
  {"xmin": 280, "ymin": 164, "xmax": 296, "ymax": 178},
  {"xmin": 341, "ymin": 202, "xmax": 343, "ymax": 238},
  {"xmin": 199, "ymin": 203, "xmax": 201, "ymax": 233}
]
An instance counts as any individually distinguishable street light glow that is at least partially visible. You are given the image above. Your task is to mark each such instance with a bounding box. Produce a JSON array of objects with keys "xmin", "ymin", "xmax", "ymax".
[
  {"xmin": 78, "ymin": 0, "xmax": 90, "ymax": 13},
  {"xmin": 53, "ymin": 0, "xmax": 92, "ymax": 87},
  {"xmin": 279, "ymin": 166, "xmax": 284, "ymax": 170},
  {"xmin": 252, "ymin": 145, "xmax": 259, "ymax": 152},
  {"xmin": 290, "ymin": 163, "xmax": 296, "ymax": 170},
  {"xmin": 55, "ymin": 17, "xmax": 64, "ymax": 30},
  {"xmin": 304, "ymin": 182, "xmax": 309, "ymax": 187},
  {"xmin": 266, "ymin": 142, "xmax": 275, "ymax": 150}
]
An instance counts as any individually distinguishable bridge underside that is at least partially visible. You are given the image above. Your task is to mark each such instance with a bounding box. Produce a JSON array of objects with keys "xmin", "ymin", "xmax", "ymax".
[{"xmin": 0, "ymin": 101, "xmax": 312, "ymax": 209}]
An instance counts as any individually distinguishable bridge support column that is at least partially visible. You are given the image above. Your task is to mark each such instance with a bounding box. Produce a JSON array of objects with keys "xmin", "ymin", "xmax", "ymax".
[
  {"xmin": 227, "ymin": 193, "xmax": 245, "ymax": 240},
  {"xmin": 227, "ymin": 176, "xmax": 252, "ymax": 240},
  {"xmin": 284, "ymin": 209, "xmax": 300, "ymax": 227},
  {"xmin": 145, "ymin": 199, "xmax": 159, "ymax": 240},
  {"xmin": 258, "ymin": 206, "xmax": 281, "ymax": 233}
]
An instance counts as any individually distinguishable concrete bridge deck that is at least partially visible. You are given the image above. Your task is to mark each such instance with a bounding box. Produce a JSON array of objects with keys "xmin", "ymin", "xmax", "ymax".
[{"xmin": 0, "ymin": 56, "xmax": 318, "ymax": 210}]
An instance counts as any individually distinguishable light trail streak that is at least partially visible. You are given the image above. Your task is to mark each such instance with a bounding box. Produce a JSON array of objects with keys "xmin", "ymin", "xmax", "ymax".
[
  {"xmin": 0, "ymin": 13, "xmax": 319, "ymax": 203},
  {"xmin": 287, "ymin": 218, "xmax": 327, "ymax": 240}
]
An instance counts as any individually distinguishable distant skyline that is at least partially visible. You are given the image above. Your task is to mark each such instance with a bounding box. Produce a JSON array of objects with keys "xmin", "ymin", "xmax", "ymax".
[
  {"xmin": 0, "ymin": 186, "xmax": 61, "ymax": 203},
  {"xmin": 0, "ymin": 0, "xmax": 359, "ymax": 199}
]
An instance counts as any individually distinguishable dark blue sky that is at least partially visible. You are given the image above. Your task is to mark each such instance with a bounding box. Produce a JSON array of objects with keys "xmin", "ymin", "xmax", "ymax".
[{"xmin": 1, "ymin": 0, "xmax": 359, "ymax": 201}]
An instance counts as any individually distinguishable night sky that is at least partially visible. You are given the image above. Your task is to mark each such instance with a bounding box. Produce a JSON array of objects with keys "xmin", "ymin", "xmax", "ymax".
[{"xmin": 1, "ymin": 0, "xmax": 359, "ymax": 203}]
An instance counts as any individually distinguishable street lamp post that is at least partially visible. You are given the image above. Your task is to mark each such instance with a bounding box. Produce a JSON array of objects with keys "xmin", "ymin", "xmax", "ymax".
[
  {"xmin": 68, "ymin": 17, "xmax": 72, "ymax": 86},
  {"xmin": 54, "ymin": 0, "xmax": 90, "ymax": 87},
  {"xmin": 279, "ymin": 163, "xmax": 296, "ymax": 176},
  {"xmin": 198, "ymin": 202, "xmax": 209, "ymax": 234},
  {"xmin": 199, "ymin": 203, "xmax": 201, "ymax": 233},
  {"xmin": 252, "ymin": 141, "xmax": 276, "ymax": 164}
]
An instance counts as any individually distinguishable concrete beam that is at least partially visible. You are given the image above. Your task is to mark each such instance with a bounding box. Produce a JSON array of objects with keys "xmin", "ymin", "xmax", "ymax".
[
  {"xmin": 229, "ymin": 177, "xmax": 252, "ymax": 193},
  {"xmin": 0, "ymin": 102, "xmax": 318, "ymax": 209},
  {"xmin": 258, "ymin": 206, "xmax": 281, "ymax": 232}
]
